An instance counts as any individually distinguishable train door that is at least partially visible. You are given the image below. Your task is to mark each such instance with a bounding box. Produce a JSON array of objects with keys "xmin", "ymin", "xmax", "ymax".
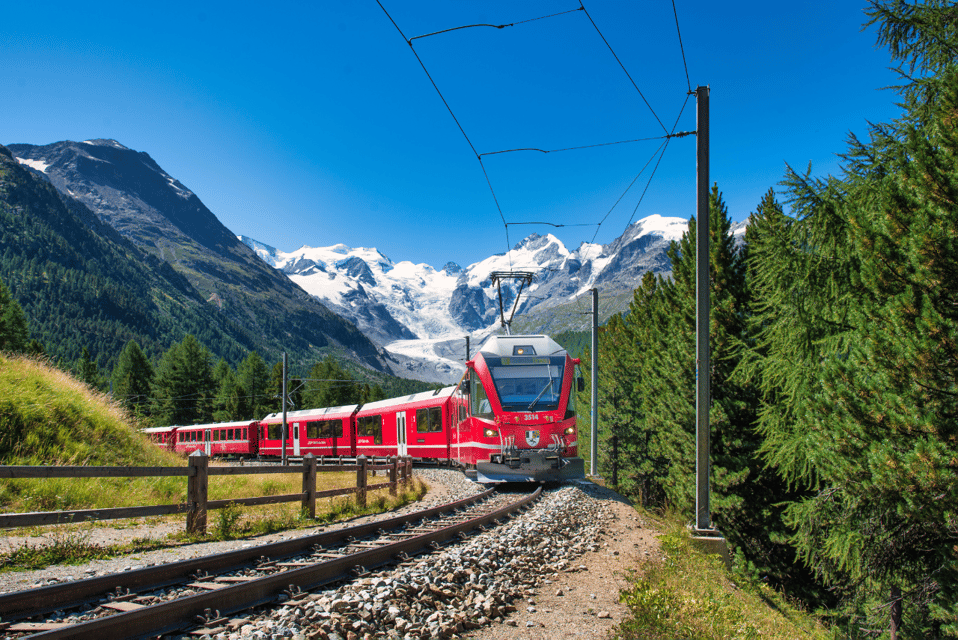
[
  {"xmin": 204, "ymin": 429, "xmax": 212, "ymax": 456},
  {"xmin": 397, "ymin": 412, "xmax": 408, "ymax": 457},
  {"xmin": 292, "ymin": 422, "xmax": 301, "ymax": 456}
]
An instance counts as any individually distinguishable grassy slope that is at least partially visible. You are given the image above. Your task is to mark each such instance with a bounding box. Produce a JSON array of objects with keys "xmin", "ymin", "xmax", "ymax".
[
  {"xmin": 0, "ymin": 355, "xmax": 174, "ymax": 467},
  {"xmin": 616, "ymin": 513, "xmax": 829, "ymax": 640},
  {"xmin": 0, "ymin": 354, "xmax": 186, "ymax": 511},
  {"xmin": 0, "ymin": 355, "xmax": 405, "ymax": 514}
]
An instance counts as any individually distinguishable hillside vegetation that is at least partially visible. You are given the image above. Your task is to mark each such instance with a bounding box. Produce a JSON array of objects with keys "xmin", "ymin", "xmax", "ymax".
[
  {"xmin": 0, "ymin": 354, "xmax": 187, "ymax": 513},
  {"xmin": 0, "ymin": 355, "xmax": 173, "ymax": 467},
  {"xmin": 0, "ymin": 354, "xmax": 424, "ymax": 536},
  {"xmin": 581, "ymin": 3, "xmax": 958, "ymax": 636}
]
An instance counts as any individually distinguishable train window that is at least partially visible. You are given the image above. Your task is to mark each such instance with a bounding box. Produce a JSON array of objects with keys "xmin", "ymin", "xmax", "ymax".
[
  {"xmin": 307, "ymin": 421, "xmax": 340, "ymax": 439},
  {"xmin": 227, "ymin": 428, "xmax": 234, "ymax": 440},
  {"xmin": 489, "ymin": 356, "xmax": 565, "ymax": 412},
  {"xmin": 416, "ymin": 407, "xmax": 443, "ymax": 433},
  {"xmin": 358, "ymin": 415, "xmax": 383, "ymax": 445},
  {"xmin": 267, "ymin": 423, "xmax": 290, "ymax": 440},
  {"xmin": 472, "ymin": 379, "xmax": 494, "ymax": 419},
  {"xmin": 566, "ymin": 381, "xmax": 577, "ymax": 419},
  {"xmin": 242, "ymin": 428, "xmax": 247, "ymax": 440}
]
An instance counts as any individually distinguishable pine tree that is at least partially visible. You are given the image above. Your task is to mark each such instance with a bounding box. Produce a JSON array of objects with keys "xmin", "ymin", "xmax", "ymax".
[
  {"xmin": 75, "ymin": 347, "xmax": 103, "ymax": 390},
  {"xmin": 151, "ymin": 335, "xmax": 215, "ymax": 425},
  {"xmin": 0, "ymin": 278, "xmax": 29, "ymax": 353},
  {"xmin": 304, "ymin": 357, "xmax": 357, "ymax": 408},
  {"xmin": 212, "ymin": 359, "xmax": 243, "ymax": 421},
  {"xmin": 237, "ymin": 351, "xmax": 270, "ymax": 419},
  {"xmin": 632, "ymin": 186, "xmax": 755, "ymax": 515},
  {"xmin": 111, "ymin": 339, "xmax": 154, "ymax": 417}
]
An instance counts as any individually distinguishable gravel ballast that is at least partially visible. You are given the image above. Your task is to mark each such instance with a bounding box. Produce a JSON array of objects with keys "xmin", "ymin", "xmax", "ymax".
[{"xmin": 0, "ymin": 470, "xmax": 659, "ymax": 640}]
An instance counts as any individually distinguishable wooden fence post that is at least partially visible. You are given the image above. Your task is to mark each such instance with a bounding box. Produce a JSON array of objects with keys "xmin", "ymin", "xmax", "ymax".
[
  {"xmin": 356, "ymin": 456, "xmax": 367, "ymax": 509},
  {"xmin": 302, "ymin": 453, "xmax": 317, "ymax": 518},
  {"xmin": 389, "ymin": 456, "xmax": 398, "ymax": 496},
  {"xmin": 187, "ymin": 451, "xmax": 208, "ymax": 535},
  {"xmin": 405, "ymin": 457, "xmax": 412, "ymax": 487}
]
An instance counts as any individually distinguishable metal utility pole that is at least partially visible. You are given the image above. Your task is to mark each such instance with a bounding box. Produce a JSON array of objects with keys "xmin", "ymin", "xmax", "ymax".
[
  {"xmin": 465, "ymin": 336, "xmax": 470, "ymax": 361},
  {"xmin": 695, "ymin": 85, "xmax": 711, "ymax": 531},
  {"xmin": 281, "ymin": 351, "xmax": 288, "ymax": 466},
  {"xmin": 590, "ymin": 287, "xmax": 599, "ymax": 478}
]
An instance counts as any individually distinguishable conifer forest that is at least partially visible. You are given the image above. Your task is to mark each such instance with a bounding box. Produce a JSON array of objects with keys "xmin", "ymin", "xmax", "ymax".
[
  {"xmin": 576, "ymin": 1, "xmax": 958, "ymax": 635},
  {"xmin": 0, "ymin": 1, "xmax": 955, "ymax": 636}
]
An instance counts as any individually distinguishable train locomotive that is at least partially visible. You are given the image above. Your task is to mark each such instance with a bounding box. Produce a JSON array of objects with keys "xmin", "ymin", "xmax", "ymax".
[{"xmin": 144, "ymin": 334, "xmax": 585, "ymax": 483}]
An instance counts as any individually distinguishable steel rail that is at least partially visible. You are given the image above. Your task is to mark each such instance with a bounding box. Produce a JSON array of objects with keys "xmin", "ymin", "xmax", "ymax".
[
  {"xmin": 0, "ymin": 488, "xmax": 496, "ymax": 620},
  {"xmin": 20, "ymin": 487, "xmax": 540, "ymax": 639}
]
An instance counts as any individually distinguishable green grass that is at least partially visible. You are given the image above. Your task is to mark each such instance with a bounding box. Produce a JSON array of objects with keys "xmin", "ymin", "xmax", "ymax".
[
  {"xmin": 0, "ymin": 355, "xmax": 430, "ymax": 569},
  {"xmin": 614, "ymin": 513, "xmax": 828, "ymax": 640}
]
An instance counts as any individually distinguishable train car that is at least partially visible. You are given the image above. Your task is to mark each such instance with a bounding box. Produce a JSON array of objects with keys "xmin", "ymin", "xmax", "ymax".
[
  {"xmin": 399, "ymin": 387, "xmax": 456, "ymax": 462},
  {"xmin": 141, "ymin": 425, "xmax": 177, "ymax": 451},
  {"xmin": 450, "ymin": 334, "xmax": 584, "ymax": 483},
  {"xmin": 259, "ymin": 405, "xmax": 358, "ymax": 459},
  {"xmin": 166, "ymin": 420, "xmax": 259, "ymax": 457},
  {"xmin": 141, "ymin": 333, "xmax": 582, "ymax": 484},
  {"xmin": 347, "ymin": 387, "xmax": 456, "ymax": 462}
]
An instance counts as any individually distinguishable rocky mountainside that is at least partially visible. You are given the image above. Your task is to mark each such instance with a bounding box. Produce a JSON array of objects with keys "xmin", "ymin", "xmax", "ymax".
[
  {"xmin": 0, "ymin": 143, "xmax": 252, "ymax": 369},
  {"xmin": 7, "ymin": 139, "xmax": 389, "ymax": 372},
  {"xmin": 241, "ymin": 216, "xmax": 746, "ymax": 382}
]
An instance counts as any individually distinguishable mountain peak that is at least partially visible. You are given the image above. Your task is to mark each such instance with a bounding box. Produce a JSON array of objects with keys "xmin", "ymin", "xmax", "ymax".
[{"xmin": 80, "ymin": 139, "xmax": 130, "ymax": 150}]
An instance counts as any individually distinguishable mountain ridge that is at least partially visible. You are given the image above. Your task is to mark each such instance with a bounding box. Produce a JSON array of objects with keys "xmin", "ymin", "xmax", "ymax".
[
  {"xmin": 6, "ymin": 139, "xmax": 390, "ymax": 373},
  {"xmin": 239, "ymin": 215, "xmax": 746, "ymax": 381}
]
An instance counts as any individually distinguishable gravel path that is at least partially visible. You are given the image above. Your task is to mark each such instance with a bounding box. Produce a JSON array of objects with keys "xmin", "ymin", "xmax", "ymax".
[{"xmin": 0, "ymin": 471, "xmax": 660, "ymax": 639}]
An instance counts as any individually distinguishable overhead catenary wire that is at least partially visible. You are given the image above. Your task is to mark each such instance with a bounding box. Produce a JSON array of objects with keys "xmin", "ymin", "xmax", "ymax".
[
  {"xmin": 409, "ymin": 6, "xmax": 584, "ymax": 41},
  {"xmin": 672, "ymin": 0, "xmax": 692, "ymax": 93},
  {"xmin": 577, "ymin": 0, "xmax": 668, "ymax": 135},
  {"xmin": 377, "ymin": 1, "xmax": 696, "ymax": 329}
]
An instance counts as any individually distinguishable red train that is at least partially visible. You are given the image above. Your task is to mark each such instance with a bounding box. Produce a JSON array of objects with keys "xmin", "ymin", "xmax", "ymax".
[{"xmin": 143, "ymin": 335, "xmax": 585, "ymax": 483}]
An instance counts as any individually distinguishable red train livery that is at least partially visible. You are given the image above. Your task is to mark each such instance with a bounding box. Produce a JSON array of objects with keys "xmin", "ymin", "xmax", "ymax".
[{"xmin": 143, "ymin": 335, "xmax": 585, "ymax": 483}]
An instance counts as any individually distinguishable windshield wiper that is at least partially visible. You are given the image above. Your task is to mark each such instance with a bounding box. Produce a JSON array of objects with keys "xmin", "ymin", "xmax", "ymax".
[{"xmin": 528, "ymin": 379, "xmax": 554, "ymax": 411}]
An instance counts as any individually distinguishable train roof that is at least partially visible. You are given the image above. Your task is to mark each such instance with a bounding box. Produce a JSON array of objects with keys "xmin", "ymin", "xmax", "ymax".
[
  {"xmin": 475, "ymin": 334, "xmax": 566, "ymax": 358},
  {"xmin": 261, "ymin": 404, "xmax": 359, "ymax": 422},
  {"xmin": 147, "ymin": 420, "xmax": 259, "ymax": 432},
  {"xmin": 358, "ymin": 386, "xmax": 456, "ymax": 412}
]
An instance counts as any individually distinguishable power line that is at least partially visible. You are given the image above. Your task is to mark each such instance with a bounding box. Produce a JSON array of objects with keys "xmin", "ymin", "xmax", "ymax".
[
  {"xmin": 409, "ymin": 7, "xmax": 584, "ymax": 42},
  {"xmin": 478, "ymin": 134, "xmax": 672, "ymax": 158},
  {"xmin": 578, "ymin": 0, "xmax": 668, "ymax": 135},
  {"xmin": 672, "ymin": 0, "xmax": 692, "ymax": 93},
  {"xmin": 377, "ymin": 0, "xmax": 513, "ymax": 265},
  {"xmin": 377, "ymin": 1, "xmax": 696, "ymax": 328}
]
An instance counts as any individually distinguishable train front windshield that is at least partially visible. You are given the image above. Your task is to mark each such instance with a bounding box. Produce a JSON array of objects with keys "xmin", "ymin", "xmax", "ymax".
[{"xmin": 487, "ymin": 356, "xmax": 565, "ymax": 412}]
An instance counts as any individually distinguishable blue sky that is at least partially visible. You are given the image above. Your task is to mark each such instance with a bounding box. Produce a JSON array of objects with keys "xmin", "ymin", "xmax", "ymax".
[{"xmin": 2, "ymin": 1, "xmax": 902, "ymax": 269}]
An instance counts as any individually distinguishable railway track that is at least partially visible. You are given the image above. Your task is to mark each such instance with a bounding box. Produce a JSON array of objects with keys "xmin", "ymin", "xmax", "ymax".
[{"xmin": 0, "ymin": 487, "xmax": 541, "ymax": 639}]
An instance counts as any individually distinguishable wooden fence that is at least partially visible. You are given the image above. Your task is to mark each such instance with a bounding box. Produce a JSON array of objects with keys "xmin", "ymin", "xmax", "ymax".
[{"xmin": 0, "ymin": 453, "xmax": 413, "ymax": 535}]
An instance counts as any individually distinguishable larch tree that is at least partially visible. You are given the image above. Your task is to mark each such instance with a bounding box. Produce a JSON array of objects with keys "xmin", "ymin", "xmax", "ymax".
[{"xmin": 746, "ymin": 1, "xmax": 958, "ymax": 631}]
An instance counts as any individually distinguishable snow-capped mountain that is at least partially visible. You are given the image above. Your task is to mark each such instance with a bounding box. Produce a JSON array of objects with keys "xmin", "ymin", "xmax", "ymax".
[{"xmin": 240, "ymin": 213, "xmax": 742, "ymax": 383}]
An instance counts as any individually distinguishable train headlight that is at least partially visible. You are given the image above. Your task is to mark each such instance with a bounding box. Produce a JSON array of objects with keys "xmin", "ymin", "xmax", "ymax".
[
  {"xmin": 483, "ymin": 428, "xmax": 497, "ymax": 438},
  {"xmin": 564, "ymin": 426, "xmax": 576, "ymax": 435}
]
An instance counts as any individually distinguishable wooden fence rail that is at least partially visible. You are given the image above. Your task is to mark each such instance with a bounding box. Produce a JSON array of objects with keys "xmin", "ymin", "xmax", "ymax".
[{"xmin": 0, "ymin": 454, "xmax": 413, "ymax": 535}]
